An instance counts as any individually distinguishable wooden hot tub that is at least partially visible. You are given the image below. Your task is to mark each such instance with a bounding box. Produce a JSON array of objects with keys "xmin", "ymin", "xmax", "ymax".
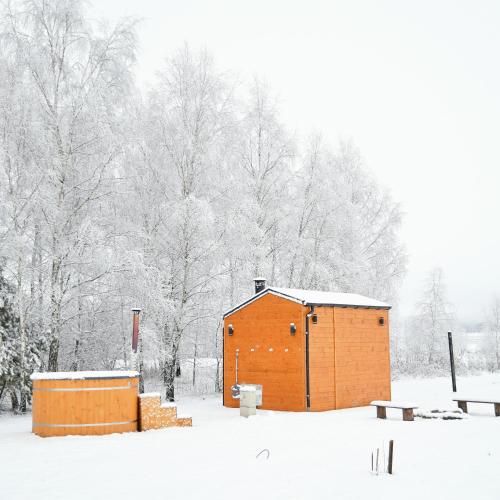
[{"xmin": 31, "ymin": 371, "xmax": 139, "ymax": 437}]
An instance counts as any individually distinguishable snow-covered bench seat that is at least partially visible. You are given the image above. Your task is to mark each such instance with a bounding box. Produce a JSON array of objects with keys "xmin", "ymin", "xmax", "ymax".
[
  {"xmin": 452, "ymin": 396, "xmax": 500, "ymax": 416},
  {"xmin": 370, "ymin": 400, "xmax": 419, "ymax": 421}
]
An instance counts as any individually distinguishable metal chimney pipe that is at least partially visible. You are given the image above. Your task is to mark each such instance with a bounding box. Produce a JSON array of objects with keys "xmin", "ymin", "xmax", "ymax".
[
  {"xmin": 253, "ymin": 277, "xmax": 267, "ymax": 294},
  {"xmin": 131, "ymin": 308, "xmax": 141, "ymax": 353}
]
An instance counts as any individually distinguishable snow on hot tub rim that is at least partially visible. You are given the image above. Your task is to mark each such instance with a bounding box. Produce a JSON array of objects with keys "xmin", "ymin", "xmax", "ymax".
[{"xmin": 30, "ymin": 370, "xmax": 139, "ymax": 381}]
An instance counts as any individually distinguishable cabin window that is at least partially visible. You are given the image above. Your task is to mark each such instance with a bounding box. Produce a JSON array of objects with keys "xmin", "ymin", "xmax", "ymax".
[
  {"xmin": 228, "ymin": 324, "xmax": 234, "ymax": 336},
  {"xmin": 378, "ymin": 317, "xmax": 385, "ymax": 326},
  {"xmin": 312, "ymin": 315, "xmax": 318, "ymax": 324},
  {"xmin": 290, "ymin": 323, "xmax": 296, "ymax": 335}
]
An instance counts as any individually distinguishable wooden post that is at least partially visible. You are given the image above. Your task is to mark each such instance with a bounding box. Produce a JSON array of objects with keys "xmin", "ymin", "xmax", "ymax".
[
  {"xmin": 376, "ymin": 406, "xmax": 386, "ymax": 419},
  {"xmin": 388, "ymin": 440, "xmax": 394, "ymax": 474},
  {"xmin": 494, "ymin": 403, "xmax": 500, "ymax": 417},
  {"xmin": 457, "ymin": 400, "xmax": 468, "ymax": 413},
  {"xmin": 448, "ymin": 331, "xmax": 457, "ymax": 392},
  {"xmin": 402, "ymin": 408, "xmax": 414, "ymax": 421}
]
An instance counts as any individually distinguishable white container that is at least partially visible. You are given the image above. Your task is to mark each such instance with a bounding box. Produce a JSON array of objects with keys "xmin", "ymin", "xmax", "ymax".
[
  {"xmin": 240, "ymin": 384, "xmax": 262, "ymax": 406},
  {"xmin": 239, "ymin": 384, "xmax": 263, "ymax": 418}
]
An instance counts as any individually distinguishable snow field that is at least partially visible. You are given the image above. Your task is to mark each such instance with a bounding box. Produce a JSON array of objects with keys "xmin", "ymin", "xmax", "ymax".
[{"xmin": 1, "ymin": 374, "xmax": 500, "ymax": 500}]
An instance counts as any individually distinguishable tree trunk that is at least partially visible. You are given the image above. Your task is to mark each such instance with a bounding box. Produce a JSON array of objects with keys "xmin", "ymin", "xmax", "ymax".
[
  {"xmin": 496, "ymin": 338, "xmax": 500, "ymax": 370},
  {"xmin": 0, "ymin": 380, "xmax": 6, "ymax": 402},
  {"xmin": 16, "ymin": 256, "xmax": 29, "ymax": 414},
  {"xmin": 138, "ymin": 338, "xmax": 145, "ymax": 393},
  {"xmin": 48, "ymin": 336, "xmax": 59, "ymax": 371},
  {"xmin": 19, "ymin": 390, "xmax": 27, "ymax": 413},
  {"xmin": 214, "ymin": 321, "xmax": 222, "ymax": 393},
  {"xmin": 192, "ymin": 329, "xmax": 198, "ymax": 389},
  {"xmin": 120, "ymin": 297, "xmax": 128, "ymax": 369},
  {"xmin": 71, "ymin": 339, "xmax": 80, "ymax": 371},
  {"xmin": 215, "ymin": 358, "xmax": 221, "ymax": 393},
  {"xmin": 163, "ymin": 357, "xmax": 176, "ymax": 402},
  {"xmin": 10, "ymin": 389, "xmax": 19, "ymax": 412}
]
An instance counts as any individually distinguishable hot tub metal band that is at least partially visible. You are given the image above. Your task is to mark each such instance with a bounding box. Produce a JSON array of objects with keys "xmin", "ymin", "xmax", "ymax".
[
  {"xmin": 33, "ymin": 420, "xmax": 138, "ymax": 428},
  {"xmin": 32, "ymin": 383, "xmax": 137, "ymax": 392}
]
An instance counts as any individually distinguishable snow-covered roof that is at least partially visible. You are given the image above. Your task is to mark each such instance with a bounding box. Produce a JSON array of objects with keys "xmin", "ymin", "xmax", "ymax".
[
  {"xmin": 224, "ymin": 287, "xmax": 390, "ymax": 318},
  {"xmin": 30, "ymin": 370, "xmax": 139, "ymax": 381}
]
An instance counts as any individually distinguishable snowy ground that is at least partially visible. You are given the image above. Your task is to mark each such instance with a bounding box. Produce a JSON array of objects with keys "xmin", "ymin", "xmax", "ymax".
[{"xmin": 1, "ymin": 374, "xmax": 500, "ymax": 500}]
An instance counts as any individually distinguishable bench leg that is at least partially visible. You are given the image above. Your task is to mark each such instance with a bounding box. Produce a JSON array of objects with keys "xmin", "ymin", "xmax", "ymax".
[
  {"xmin": 402, "ymin": 408, "xmax": 414, "ymax": 421},
  {"xmin": 495, "ymin": 403, "xmax": 500, "ymax": 417},
  {"xmin": 376, "ymin": 406, "xmax": 386, "ymax": 419},
  {"xmin": 457, "ymin": 401, "xmax": 468, "ymax": 413}
]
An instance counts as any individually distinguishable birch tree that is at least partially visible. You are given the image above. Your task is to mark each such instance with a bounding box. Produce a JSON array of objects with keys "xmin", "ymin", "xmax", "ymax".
[
  {"xmin": 1, "ymin": 0, "xmax": 136, "ymax": 370},
  {"xmin": 284, "ymin": 138, "xmax": 405, "ymax": 301},
  {"xmin": 126, "ymin": 46, "xmax": 233, "ymax": 400},
  {"xmin": 235, "ymin": 79, "xmax": 295, "ymax": 284},
  {"xmin": 485, "ymin": 297, "xmax": 500, "ymax": 370},
  {"xmin": 411, "ymin": 268, "xmax": 454, "ymax": 365}
]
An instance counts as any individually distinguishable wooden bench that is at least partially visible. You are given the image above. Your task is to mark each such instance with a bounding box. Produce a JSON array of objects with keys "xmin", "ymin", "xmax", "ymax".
[
  {"xmin": 370, "ymin": 401, "xmax": 418, "ymax": 421},
  {"xmin": 452, "ymin": 396, "xmax": 500, "ymax": 416}
]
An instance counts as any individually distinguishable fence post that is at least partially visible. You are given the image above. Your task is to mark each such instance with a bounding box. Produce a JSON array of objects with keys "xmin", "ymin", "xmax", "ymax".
[
  {"xmin": 448, "ymin": 331, "xmax": 457, "ymax": 392},
  {"xmin": 388, "ymin": 440, "xmax": 394, "ymax": 474}
]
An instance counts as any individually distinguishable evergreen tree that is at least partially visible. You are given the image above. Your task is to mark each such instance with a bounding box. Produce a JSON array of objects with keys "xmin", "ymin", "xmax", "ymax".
[{"xmin": 0, "ymin": 269, "xmax": 43, "ymax": 411}]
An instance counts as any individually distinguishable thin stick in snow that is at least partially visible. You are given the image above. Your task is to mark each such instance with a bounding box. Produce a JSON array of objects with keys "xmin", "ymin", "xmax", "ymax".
[{"xmin": 388, "ymin": 440, "xmax": 394, "ymax": 474}]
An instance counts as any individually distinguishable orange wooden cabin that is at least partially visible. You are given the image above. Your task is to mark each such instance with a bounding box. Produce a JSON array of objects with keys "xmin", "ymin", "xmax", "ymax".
[{"xmin": 223, "ymin": 280, "xmax": 391, "ymax": 411}]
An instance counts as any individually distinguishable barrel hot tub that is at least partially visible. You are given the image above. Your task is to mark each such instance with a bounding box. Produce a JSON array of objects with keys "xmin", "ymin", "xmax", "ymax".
[{"xmin": 31, "ymin": 371, "xmax": 139, "ymax": 437}]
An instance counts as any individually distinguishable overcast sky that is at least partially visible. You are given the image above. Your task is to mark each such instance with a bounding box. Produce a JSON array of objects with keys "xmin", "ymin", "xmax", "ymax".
[{"xmin": 92, "ymin": 0, "xmax": 500, "ymax": 323}]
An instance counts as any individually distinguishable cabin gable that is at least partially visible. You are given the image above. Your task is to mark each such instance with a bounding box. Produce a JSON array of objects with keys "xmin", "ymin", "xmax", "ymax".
[{"xmin": 223, "ymin": 293, "xmax": 307, "ymax": 411}]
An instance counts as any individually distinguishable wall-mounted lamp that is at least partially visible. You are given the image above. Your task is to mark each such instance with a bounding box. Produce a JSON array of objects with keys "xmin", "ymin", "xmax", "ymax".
[
  {"xmin": 312, "ymin": 315, "xmax": 318, "ymax": 324},
  {"xmin": 228, "ymin": 324, "xmax": 234, "ymax": 336},
  {"xmin": 290, "ymin": 322, "xmax": 296, "ymax": 336},
  {"xmin": 378, "ymin": 317, "xmax": 385, "ymax": 326}
]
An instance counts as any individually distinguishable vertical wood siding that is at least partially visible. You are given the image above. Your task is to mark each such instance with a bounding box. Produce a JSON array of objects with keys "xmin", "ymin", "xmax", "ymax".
[
  {"xmin": 333, "ymin": 308, "xmax": 391, "ymax": 409},
  {"xmin": 32, "ymin": 376, "xmax": 139, "ymax": 437},
  {"xmin": 224, "ymin": 293, "xmax": 306, "ymax": 411},
  {"xmin": 308, "ymin": 306, "xmax": 336, "ymax": 411}
]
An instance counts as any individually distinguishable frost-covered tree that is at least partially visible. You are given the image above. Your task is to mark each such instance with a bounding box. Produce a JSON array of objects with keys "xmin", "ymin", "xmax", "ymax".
[
  {"xmin": 0, "ymin": 46, "xmax": 41, "ymax": 408},
  {"xmin": 0, "ymin": 268, "xmax": 43, "ymax": 412},
  {"xmin": 485, "ymin": 297, "xmax": 500, "ymax": 370},
  {"xmin": 0, "ymin": 0, "xmax": 136, "ymax": 371},
  {"xmin": 125, "ymin": 46, "xmax": 234, "ymax": 400},
  {"xmin": 284, "ymin": 137, "xmax": 405, "ymax": 302},
  {"xmin": 234, "ymin": 79, "xmax": 295, "ymax": 284},
  {"xmin": 408, "ymin": 268, "xmax": 454, "ymax": 367},
  {"xmin": 0, "ymin": 1, "xmax": 407, "ymax": 403}
]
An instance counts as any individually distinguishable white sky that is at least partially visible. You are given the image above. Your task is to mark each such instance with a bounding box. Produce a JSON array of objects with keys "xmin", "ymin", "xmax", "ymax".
[{"xmin": 92, "ymin": 0, "xmax": 500, "ymax": 322}]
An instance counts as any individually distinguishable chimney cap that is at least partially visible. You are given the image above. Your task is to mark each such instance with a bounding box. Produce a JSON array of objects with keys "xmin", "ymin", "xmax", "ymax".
[
  {"xmin": 253, "ymin": 276, "xmax": 267, "ymax": 282},
  {"xmin": 131, "ymin": 307, "xmax": 142, "ymax": 313},
  {"xmin": 253, "ymin": 277, "xmax": 267, "ymax": 295}
]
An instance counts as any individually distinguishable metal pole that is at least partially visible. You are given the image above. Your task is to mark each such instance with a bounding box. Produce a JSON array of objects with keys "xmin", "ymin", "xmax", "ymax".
[
  {"xmin": 448, "ymin": 331, "xmax": 457, "ymax": 392},
  {"xmin": 235, "ymin": 350, "xmax": 239, "ymax": 385},
  {"xmin": 131, "ymin": 308, "xmax": 141, "ymax": 371},
  {"xmin": 388, "ymin": 440, "xmax": 394, "ymax": 474},
  {"xmin": 131, "ymin": 308, "xmax": 141, "ymax": 353}
]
